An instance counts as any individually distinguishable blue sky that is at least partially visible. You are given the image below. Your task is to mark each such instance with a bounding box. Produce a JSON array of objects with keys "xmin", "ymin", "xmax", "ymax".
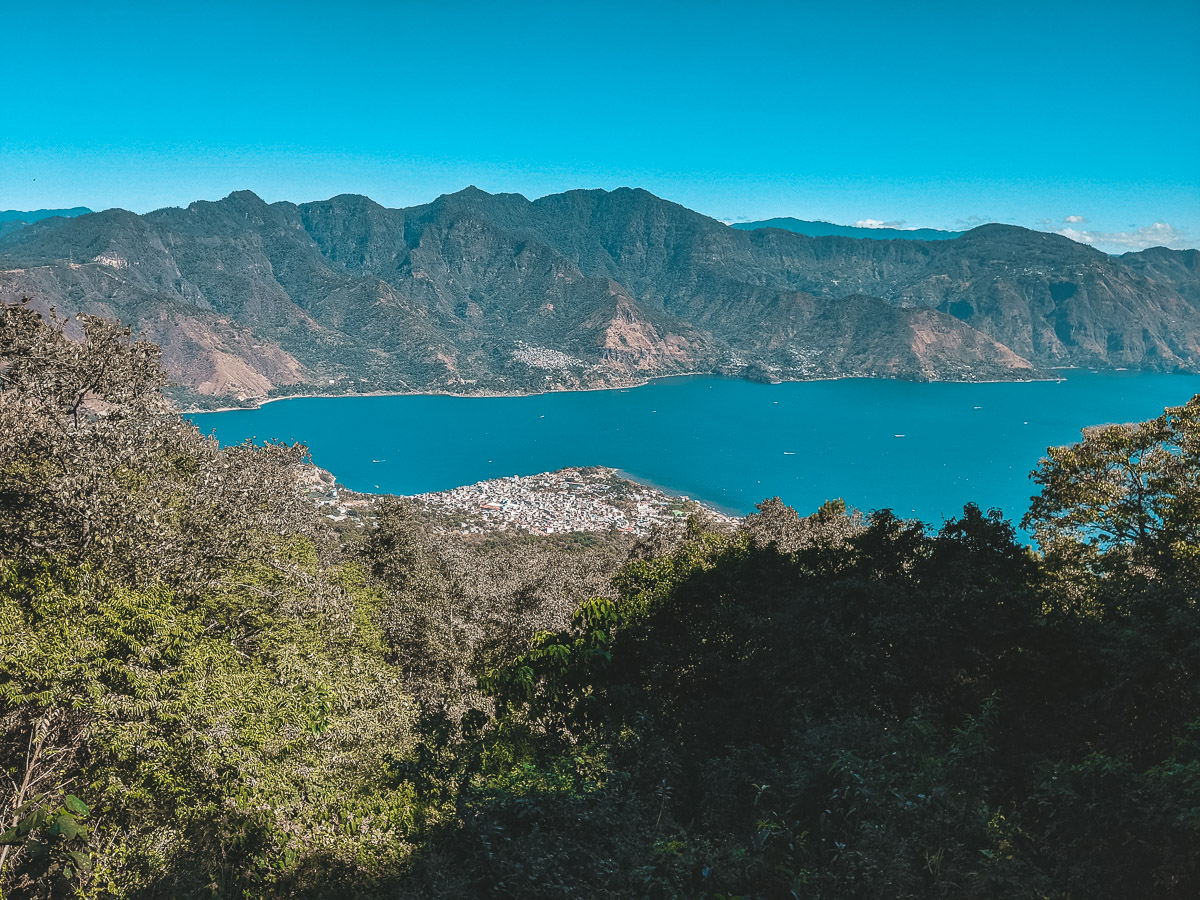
[{"xmin": 4, "ymin": 0, "xmax": 1198, "ymax": 252}]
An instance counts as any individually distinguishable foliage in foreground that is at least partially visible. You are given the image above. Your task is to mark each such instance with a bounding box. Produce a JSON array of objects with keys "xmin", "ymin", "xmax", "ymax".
[{"xmin": 1, "ymin": 299, "xmax": 1199, "ymax": 898}]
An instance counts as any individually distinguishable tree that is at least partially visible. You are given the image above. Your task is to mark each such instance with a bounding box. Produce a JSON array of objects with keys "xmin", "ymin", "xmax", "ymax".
[
  {"xmin": 1023, "ymin": 396, "xmax": 1200, "ymax": 579},
  {"xmin": 0, "ymin": 301, "xmax": 424, "ymax": 895},
  {"xmin": 0, "ymin": 299, "xmax": 315, "ymax": 593}
]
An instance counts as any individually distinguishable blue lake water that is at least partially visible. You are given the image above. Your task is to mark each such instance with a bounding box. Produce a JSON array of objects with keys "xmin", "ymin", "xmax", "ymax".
[{"xmin": 189, "ymin": 372, "xmax": 1200, "ymax": 529}]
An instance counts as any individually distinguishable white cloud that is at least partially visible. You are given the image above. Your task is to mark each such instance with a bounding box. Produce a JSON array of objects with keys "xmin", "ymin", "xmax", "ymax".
[
  {"xmin": 854, "ymin": 218, "xmax": 912, "ymax": 230},
  {"xmin": 1063, "ymin": 214, "xmax": 1087, "ymax": 224},
  {"xmin": 1055, "ymin": 222, "xmax": 1193, "ymax": 253}
]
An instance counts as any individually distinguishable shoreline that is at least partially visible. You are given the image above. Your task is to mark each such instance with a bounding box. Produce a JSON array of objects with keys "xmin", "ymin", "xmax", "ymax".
[
  {"xmin": 610, "ymin": 466, "xmax": 745, "ymax": 517},
  {"xmin": 400, "ymin": 465, "xmax": 740, "ymax": 535},
  {"xmin": 181, "ymin": 369, "xmax": 1067, "ymax": 415},
  {"xmin": 181, "ymin": 373, "xmax": 681, "ymax": 414},
  {"xmin": 188, "ymin": 370, "xmax": 1200, "ymax": 524}
]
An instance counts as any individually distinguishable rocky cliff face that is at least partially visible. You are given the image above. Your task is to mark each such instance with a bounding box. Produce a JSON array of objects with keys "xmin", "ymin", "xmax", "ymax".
[{"xmin": 1, "ymin": 187, "xmax": 1195, "ymax": 405}]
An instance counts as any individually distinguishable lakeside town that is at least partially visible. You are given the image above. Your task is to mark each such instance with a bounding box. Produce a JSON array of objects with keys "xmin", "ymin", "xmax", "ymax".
[{"xmin": 299, "ymin": 464, "xmax": 735, "ymax": 536}]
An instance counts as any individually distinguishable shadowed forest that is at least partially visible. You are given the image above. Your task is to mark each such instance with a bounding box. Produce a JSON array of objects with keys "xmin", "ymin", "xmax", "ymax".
[{"xmin": 2, "ymin": 300, "xmax": 1198, "ymax": 898}]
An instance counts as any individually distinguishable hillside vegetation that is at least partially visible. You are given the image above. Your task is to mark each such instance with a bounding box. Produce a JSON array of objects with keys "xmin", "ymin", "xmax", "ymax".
[
  {"xmin": 1, "ymin": 302, "xmax": 1199, "ymax": 898},
  {"xmin": 2, "ymin": 188, "xmax": 1197, "ymax": 406},
  {"xmin": 0, "ymin": 211, "xmax": 92, "ymax": 241}
]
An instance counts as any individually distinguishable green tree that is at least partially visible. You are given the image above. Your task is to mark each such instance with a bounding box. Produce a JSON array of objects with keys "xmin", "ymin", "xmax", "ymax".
[
  {"xmin": 0, "ymin": 299, "xmax": 314, "ymax": 594},
  {"xmin": 1023, "ymin": 396, "xmax": 1200, "ymax": 578}
]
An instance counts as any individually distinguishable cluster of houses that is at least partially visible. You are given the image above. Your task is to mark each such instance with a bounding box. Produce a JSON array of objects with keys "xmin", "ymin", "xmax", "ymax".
[
  {"xmin": 411, "ymin": 467, "xmax": 707, "ymax": 536},
  {"xmin": 297, "ymin": 463, "xmax": 730, "ymax": 537}
]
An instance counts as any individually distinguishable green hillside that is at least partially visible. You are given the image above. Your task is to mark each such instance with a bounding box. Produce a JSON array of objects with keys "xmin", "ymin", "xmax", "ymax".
[
  {"xmin": 2, "ymin": 302, "xmax": 1199, "ymax": 898},
  {"xmin": 0, "ymin": 209, "xmax": 92, "ymax": 240},
  {"xmin": 0, "ymin": 208, "xmax": 92, "ymax": 224}
]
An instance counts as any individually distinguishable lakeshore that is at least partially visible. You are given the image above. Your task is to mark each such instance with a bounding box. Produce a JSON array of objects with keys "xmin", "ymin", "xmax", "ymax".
[
  {"xmin": 177, "ymin": 373, "xmax": 701, "ymax": 414},
  {"xmin": 406, "ymin": 466, "xmax": 732, "ymax": 536},
  {"xmin": 299, "ymin": 463, "xmax": 733, "ymax": 538},
  {"xmin": 191, "ymin": 371, "xmax": 1200, "ymax": 530},
  {"xmin": 178, "ymin": 368, "xmax": 1056, "ymax": 415}
]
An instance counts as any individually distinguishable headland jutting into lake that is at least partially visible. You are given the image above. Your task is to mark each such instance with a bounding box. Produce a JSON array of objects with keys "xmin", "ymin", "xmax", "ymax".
[{"xmin": 190, "ymin": 370, "xmax": 1200, "ymax": 533}]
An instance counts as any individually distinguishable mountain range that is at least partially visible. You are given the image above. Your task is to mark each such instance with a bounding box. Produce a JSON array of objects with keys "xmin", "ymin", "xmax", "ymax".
[
  {"xmin": 731, "ymin": 218, "xmax": 963, "ymax": 241},
  {"xmin": 1, "ymin": 188, "xmax": 1197, "ymax": 407},
  {"xmin": 0, "ymin": 207, "xmax": 92, "ymax": 239}
]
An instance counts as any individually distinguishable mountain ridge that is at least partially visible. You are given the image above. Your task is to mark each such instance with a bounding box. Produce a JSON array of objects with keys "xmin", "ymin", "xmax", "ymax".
[
  {"xmin": 1, "ymin": 187, "xmax": 1197, "ymax": 406},
  {"xmin": 732, "ymin": 217, "xmax": 964, "ymax": 241},
  {"xmin": 0, "ymin": 206, "xmax": 93, "ymax": 238},
  {"xmin": 0, "ymin": 206, "xmax": 93, "ymax": 223}
]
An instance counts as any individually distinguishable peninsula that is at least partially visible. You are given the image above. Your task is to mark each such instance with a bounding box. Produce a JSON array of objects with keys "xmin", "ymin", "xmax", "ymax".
[{"xmin": 300, "ymin": 464, "xmax": 733, "ymax": 537}]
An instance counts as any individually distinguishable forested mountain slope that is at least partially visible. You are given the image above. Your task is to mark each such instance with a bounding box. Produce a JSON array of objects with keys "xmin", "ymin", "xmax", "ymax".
[
  {"xmin": 0, "ymin": 208, "xmax": 92, "ymax": 239},
  {"xmin": 1, "ymin": 188, "xmax": 1197, "ymax": 405},
  {"xmin": 2, "ymin": 304, "xmax": 1199, "ymax": 897}
]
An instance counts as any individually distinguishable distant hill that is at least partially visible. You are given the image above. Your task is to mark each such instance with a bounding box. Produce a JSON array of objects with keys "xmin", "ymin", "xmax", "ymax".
[
  {"xmin": 0, "ymin": 207, "xmax": 93, "ymax": 223},
  {"xmin": 732, "ymin": 217, "xmax": 963, "ymax": 241},
  {"xmin": 1, "ymin": 188, "xmax": 1197, "ymax": 406},
  {"xmin": 0, "ymin": 207, "xmax": 93, "ymax": 238}
]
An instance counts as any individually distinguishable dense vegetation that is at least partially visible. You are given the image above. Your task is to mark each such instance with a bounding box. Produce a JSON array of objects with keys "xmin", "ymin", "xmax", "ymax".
[{"xmin": 2, "ymin": 300, "xmax": 1198, "ymax": 897}]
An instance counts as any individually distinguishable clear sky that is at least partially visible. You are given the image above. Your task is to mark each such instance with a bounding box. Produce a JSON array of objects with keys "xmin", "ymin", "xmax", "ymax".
[{"xmin": 4, "ymin": 0, "xmax": 1198, "ymax": 252}]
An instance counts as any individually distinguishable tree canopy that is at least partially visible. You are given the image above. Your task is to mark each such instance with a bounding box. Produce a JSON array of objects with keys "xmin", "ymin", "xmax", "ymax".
[{"xmin": 1, "ymin": 300, "xmax": 1198, "ymax": 898}]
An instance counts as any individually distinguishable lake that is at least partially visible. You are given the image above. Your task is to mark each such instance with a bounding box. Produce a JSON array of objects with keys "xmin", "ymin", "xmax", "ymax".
[{"xmin": 189, "ymin": 372, "xmax": 1200, "ymax": 530}]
